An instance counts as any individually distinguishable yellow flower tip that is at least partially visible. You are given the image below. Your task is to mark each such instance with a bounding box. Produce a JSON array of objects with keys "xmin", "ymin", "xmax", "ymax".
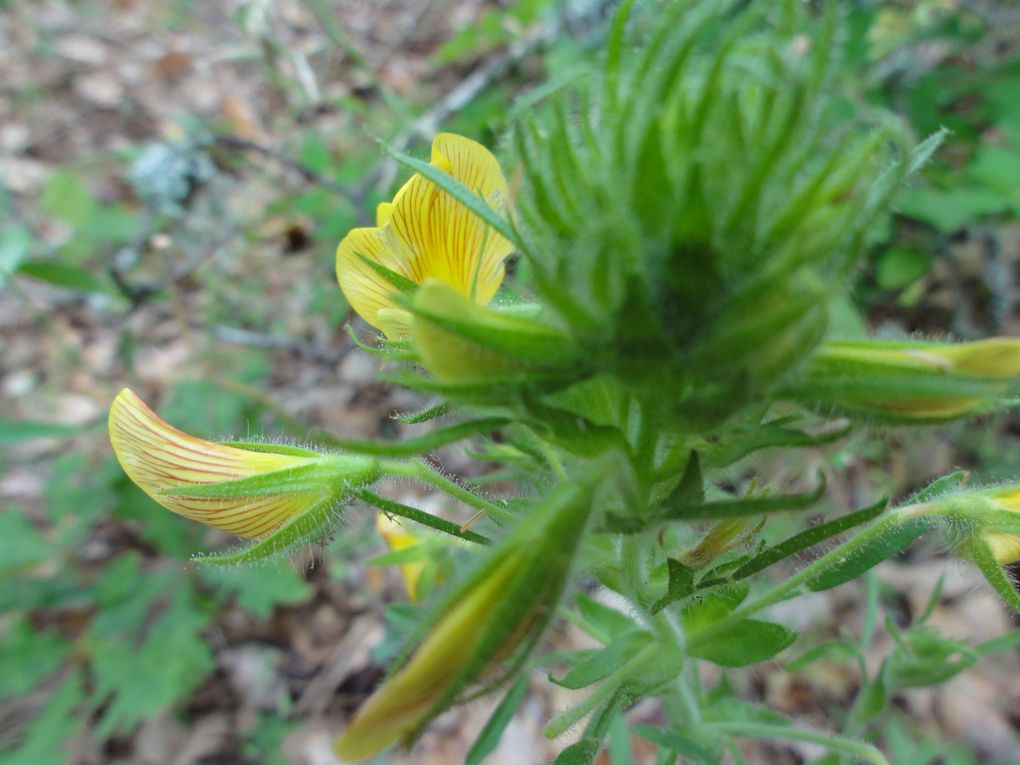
[
  {"xmin": 335, "ymin": 553, "xmax": 524, "ymax": 761},
  {"xmin": 376, "ymin": 513, "xmax": 425, "ymax": 602},
  {"xmin": 107, "ymin": 388, "xmax": 321, "ymax": 539},
  {"xmin": 939, "ymin": 337, "xmax": 1020, "ymax": 378},
  {"xmin": 335, "ymin": 133, "xmax": 514, "ymax": 337},
  {"xmin": 983, "ymin": 532, "xmax": 1020, "ymax": 565}
]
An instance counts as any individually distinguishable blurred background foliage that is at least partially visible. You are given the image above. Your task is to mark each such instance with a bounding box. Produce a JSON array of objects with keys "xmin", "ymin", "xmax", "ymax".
[{"xmin": 2, "ymin": 1, "xmax": 1020, "ymax": 763}]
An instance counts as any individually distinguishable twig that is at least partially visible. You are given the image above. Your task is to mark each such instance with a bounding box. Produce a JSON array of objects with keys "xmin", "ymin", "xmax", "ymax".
[
  {"xmin": 205, "ymin": 323, "xmax": 352, "ymax": 364},
  {"xmin": 213, "ymin": 135, "xmax": 355, "ymax": 197}
]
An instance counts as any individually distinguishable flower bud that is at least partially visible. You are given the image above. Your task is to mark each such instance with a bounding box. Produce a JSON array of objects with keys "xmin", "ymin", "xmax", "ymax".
[
  {"xmin": 335, "ymin": 478, "xmax": 597, "ymax": 760},
  {"xmin": 108, "ymin": 388, "xmax": 377, "ymax": 538},
  {"xmin": 784, "ymin": 338, "xmax": 1020, "ymax": 423}
]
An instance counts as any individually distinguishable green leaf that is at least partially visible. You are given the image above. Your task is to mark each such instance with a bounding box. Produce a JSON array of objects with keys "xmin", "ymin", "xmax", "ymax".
[
  {"xmin": 886, "ymin": 624, "xmax": 977, "ymax": 689},
  {"xmin": 0, "ymin": 225, "xmax": 32, "ymax": 287},
  {"xmin": 0, "ymin": 510, "xmax": 53, "ymax": 570},
  {"xmin": 355, "ymin": 490, "xmax": 491, "ymax": 545},
  {"xmin": 554, "ymin": 738, "xmax": 602, "ymax": 765},
  {"xmin": 633, "ymin": 726, "xmax": 718, "ymax": 764},
  {"xmin": 650, "ymin": 559, "xmax": 696, "ymax": 614},
  {"xmin": 786, "ymin": 639, "xmax": 859, "ymax": 672},
  {"xmin": 552, "ymin": 631, "xmax": 653, "ymax": 690},
  {"xmin": 807, "ymin": 518, "xmax": 927, "ymax": 591},
  {"xmin": 0, "ymin": 419, "xmax": 92, "ymax": 445},
  {"xmin": 733, "ymin": 497, "xmax": 888, "ymax": 580},
  {"xmin": 201, "ymin": 565, "xmax": 313, "ymax": 617},
  {"xmin": 688, "ymin": 620, "xmax": 796, "ymax": 667},
  {"xmin": 0, "ymin": 621, "xmax": 70, "ymax": 701},
  {"xmin": 17, "ymin": 260, "xmax": 109, "ymax": 293},
  {"xmin": 40, "ymin": 169, "xmax": 96, "ymax": 227},
  {"xmin": 465, "ymin": 674, "xmax": 530, "ymax": 765},
  {"xmin": 574, "ymin": 595, "xmax": 639, "ymax": 643},
  {"xmin": 875, "ymin": 246, "xmax": 931, "ymax": 290},
  {"xmin": 668, "ymin": 451, "xmax": 704, "ymax": 504},
  {"xmin": 0, "ymin": 672, "xmax": 83, "ymax": 765},
  {"xmin": 91, "ymin": 589, "xmax": 214, "ymax": 738},
  {"xmin": 896, "ymin": 185, "xmax": 1008, "ymax": 233},
  {"xmin": 856, "ymin": 659, "xmax": 889, "ymax": 723},
  {"xmin": 671, "ymin": 475, "xmax": 826, "ymax": 521}
]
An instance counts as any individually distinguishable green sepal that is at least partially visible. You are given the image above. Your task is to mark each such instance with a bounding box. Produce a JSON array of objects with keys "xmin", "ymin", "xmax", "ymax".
[
  {"xmin": 905, "ymin": 470, "xmax": 969, "ymax": 504},
  {"xmin": 159, "ymin": 456, "xmax": 378, "ymax": 498},
  {"xmin": 217, "ymin": 440, "xmax": 323, "ymax": 457},
  {"xmin": 806, "ymin": 517, "xmax": 928, "ymax": 591},
  {"xmin": 666, "ymin": 474, "xmax": 826, "ymax": 522},
  {"xmin": 965, "ymin": 537, "xmax": 1020, "ymax": 613},
  {"xmin": 732, "ymin": 497, "xmax": 889, "ymax": 580},
  {"xmin": 193, "ymin": 496, "xmax": 341, "ymax": 565}
]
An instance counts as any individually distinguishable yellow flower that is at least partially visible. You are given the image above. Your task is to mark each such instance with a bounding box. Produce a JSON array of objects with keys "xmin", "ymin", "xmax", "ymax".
[
  {"xmin": 983, "ymin": 487, "xmax": 1020, "ymax": 564},
  {"xmin": 108, "ymin": 388, "xmax": 331, "ymax": 538},
  {"xmin": 335, "ymin": 133, "xmax": 513, "ymax": 338},
  {"xmin": 335, "ymin": 552, "xmax": 525, "ymax": 761},
  {"xmin": 376, "ymin": 513, "xmax": 426, "ymax": 602}
]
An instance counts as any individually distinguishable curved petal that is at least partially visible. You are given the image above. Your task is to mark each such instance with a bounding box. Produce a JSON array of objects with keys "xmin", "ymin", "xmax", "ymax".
[
  {"xmin": 108, "ymin": 388, "xmax": 322, "ymax": 538},
  {"xmin": 387, "ymin": 133, "xmax": 514, "ymax": 305},
  {"xmin": 335, "ymin": 226, "xmax": 414, "ymax": 333}
]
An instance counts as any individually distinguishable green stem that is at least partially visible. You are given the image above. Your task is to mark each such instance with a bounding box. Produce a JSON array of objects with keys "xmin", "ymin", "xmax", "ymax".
[
  {"xmin": 703, "ymin": 722, "xmax": 890, "ymax": 765},
  {"xmin": 383, "ymin": 459, "xmax": 515, "ymax": 524}
]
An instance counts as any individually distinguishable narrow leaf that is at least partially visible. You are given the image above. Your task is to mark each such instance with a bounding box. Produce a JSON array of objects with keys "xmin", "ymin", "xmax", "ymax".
[
  {"xmin": 807, "ymin": 518, "xmax": 927, "ymax": 591},
  {"xmin": 733, "ymin": 497, "xmax": 888, "ymax": 580},
  {"xmin": 650, "ymin": 559, "xmax": 696, "ymax": 614},
  {"xmin": 465, "ymin": 674, "xmax": 530, "ymax": 765},
  {"xmin": 311, "ymin": 417, "xmax": 509, "ymax": 456}
]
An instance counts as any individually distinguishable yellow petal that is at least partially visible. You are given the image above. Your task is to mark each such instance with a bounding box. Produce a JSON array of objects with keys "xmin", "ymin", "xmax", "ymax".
[
  {"xmin": 376, "ymin": 513, "xmax": 426, "ymax": 602},
  {"xmin": 386, "ymin": 133, "xmax": 514, "ymax": 305},
  {"xmin": 335, "ymin": 226, "xmax": 415, "ymax": 335},
  {"xmin": 983, "ymin": 532, "xmax": 1020, "ymax": 565},
  {"xmin": 108, "ymin": 388, "xmax": 322, "ymax": 538}
]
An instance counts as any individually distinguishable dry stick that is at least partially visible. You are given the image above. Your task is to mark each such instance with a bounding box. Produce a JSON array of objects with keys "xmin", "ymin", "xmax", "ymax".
[{"xmin": 213, "ymin": 135, "xmax": 356, "ymax": 198}]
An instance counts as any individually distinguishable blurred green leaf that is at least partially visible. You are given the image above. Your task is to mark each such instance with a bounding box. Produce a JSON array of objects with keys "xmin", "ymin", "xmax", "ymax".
[
  {"xmin": 0, "ymin": 511, "xmax": 53, "ymax": 570},
  {"xmin": 896, "ymin": 186, "xmax": 1008, "ymax": 233},
  {"xmin": 466, "ymin": 673, "xmax": 530, "ymax": 765},
  {"xmin": 0, "ymin": 672, "xmax": 82, "ymax": 765},
  {"xmin": 16, "ymin": 260, "xmax": 109, "ymax": 293},
  {"xmin": 0, "ymin": 621, "xmax": 69, "ymax": 701},
  {"xmin": 201, "ymin": 565, "xmax": 313, "ymax": 617},
  {"xmin": 0, "ymin": 225, "xmax": 32, "ymax": 286},
  {"xmin": 40, "ymin": 169, "xmax": 95, "ymax": 227},
  {"xmin": 0, "ymin": 419, "xmax": 92, "ymax": 445},
  {"xmin": 875, "ymin": 246, "xmax": 931, "ymax": 290}
]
